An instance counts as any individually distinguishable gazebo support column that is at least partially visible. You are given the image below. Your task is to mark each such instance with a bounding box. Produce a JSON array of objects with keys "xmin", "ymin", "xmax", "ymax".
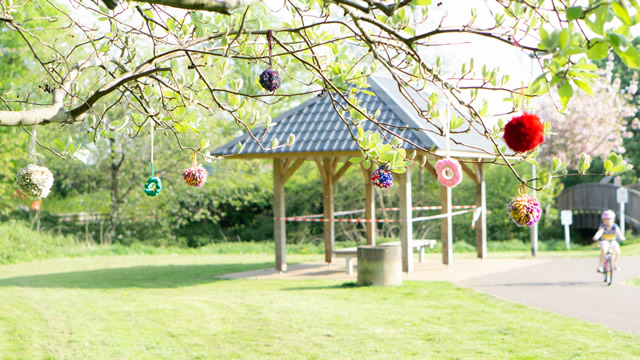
[
  {"xmin": 360, "ymin": 164, "xmax": 376, "ymax": 245},
  {"xmin": 440, "ymin": 184, "xmax": 453, "ymax": 265},
  {"xmin": 475, "ymin": 163, "xmax": 487, "ymax": 259},
  {"xmin": 398, "ymin": 166, "xmax": 413, "ymax": 273},
  {"xmin": 273, "ymin": 158, "xmax": 287, "ymax": 272},
  {"xmin": 322, "ymin": 158, "xmax": 335, "ymax": 264},
  {"xmin": 316, "ymin": 157, "xmax": 352, "ymax": 264}
]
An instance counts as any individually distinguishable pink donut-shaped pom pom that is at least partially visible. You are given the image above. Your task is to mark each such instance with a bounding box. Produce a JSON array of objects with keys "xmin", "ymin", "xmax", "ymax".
[{"xmin": 436, "ymin": 158, "xmax": 463, "ymax": 188}]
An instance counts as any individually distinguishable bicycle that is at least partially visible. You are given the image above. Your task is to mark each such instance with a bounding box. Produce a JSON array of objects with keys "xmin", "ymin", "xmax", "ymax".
[{"xmin": 600, "ymin": 239, "xmax": 616, "ymax": 286}]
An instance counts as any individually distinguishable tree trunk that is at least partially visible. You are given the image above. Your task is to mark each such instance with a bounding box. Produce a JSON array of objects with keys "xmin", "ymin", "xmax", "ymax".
[{"xmin": 108, "ymin": 138, "xmax": 125, "ymax": 244}]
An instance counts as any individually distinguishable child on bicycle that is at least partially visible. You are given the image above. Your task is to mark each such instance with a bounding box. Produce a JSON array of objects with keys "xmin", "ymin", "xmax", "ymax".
[{"xmin": 592, "ymin": 209, "xmax": 626, "ymax": 272}]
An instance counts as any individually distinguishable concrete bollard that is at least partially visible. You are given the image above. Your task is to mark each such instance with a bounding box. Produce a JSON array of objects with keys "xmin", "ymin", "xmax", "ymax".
[{"xmin": 357, "ymin": 245, "xmax": 402, "ymax": 286}]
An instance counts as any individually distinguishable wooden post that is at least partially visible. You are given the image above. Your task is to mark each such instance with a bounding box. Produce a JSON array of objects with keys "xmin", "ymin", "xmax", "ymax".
[
  {"xmin": 361, "ymin": 164, "xmax": 376, "ymax": 246},
  {"xmin": 322, "ymin": 158, "xmax": 335, "ymax": 263},
  {"xmin": 475, "ymin": 163, "xmax": 487, "ymax": 259},
  {"xmin": 273, "ymin": 158, "xmax": 287, "ymax": 271},
  {"xmin": 440, "ymin": 184, "xmax": 453, "ymax": 265},
  {"xmin": 399, "ymin": 167, "xmax": 414, "ymax": 273}
]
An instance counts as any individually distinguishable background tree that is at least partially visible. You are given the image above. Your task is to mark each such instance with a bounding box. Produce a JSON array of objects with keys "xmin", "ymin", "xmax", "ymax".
[{"xmin": 536, "ymin": 59, "xmax": 637, "ymax": 166}]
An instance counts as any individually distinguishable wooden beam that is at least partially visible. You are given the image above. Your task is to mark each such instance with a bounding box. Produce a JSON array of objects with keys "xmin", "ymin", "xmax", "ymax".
[
  {"xmin": 475, "ymin": 162, "xmax": 487, "ymax": 259},
  {"xmin": 423, "ymin": 161, "xmax": 438, "ymax": 179},
  {"xmin": 322, "ymin": 158, "xmax": 335, "ymax": 264},
  {"xmin": 460, "ymin": 162, "xmax": 479, "ymax": 185},
  {"xmin": 398, "ymin": 167, "xmax": 414, "ymax": 273},
  {"xmin": 273, "ymin": 158, "xmax": 287, "ymax": 272},
  {"xmin": 332, "ymin": 161, "xmax": 352, "ymax": 183},
  {"xmin": 314, "ymin": 157, "xmax": 327, "ymax": 182},
  {"xmin": 360, "ymin": 163, "xmax": 376, "ymax": 245},
  {"xmin": 283, "ymin": 159, "xmax": 305, "ymax": 183}
]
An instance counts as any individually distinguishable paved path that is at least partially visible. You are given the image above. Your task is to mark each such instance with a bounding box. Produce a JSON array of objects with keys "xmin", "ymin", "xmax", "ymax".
[{"xmin": 458, "ymin": 256, "xmax": 640, "ymax": 334}]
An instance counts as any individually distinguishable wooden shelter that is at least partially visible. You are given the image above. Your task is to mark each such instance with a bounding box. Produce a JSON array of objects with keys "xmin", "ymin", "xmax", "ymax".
[{"xmin": 211, "ymin": 77, "xmax": 501, "ymax": 273}]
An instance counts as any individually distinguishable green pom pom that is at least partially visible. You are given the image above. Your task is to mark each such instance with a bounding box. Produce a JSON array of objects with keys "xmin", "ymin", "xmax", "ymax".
[{"xmin": 144, "ymin": 176, "xmax": 162, "ymax": 197}]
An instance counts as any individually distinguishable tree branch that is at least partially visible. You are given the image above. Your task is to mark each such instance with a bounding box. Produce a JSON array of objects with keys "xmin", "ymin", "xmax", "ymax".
[{"xmin": 114, "ymin": 0, "xmax": 261, "ymax": 15}]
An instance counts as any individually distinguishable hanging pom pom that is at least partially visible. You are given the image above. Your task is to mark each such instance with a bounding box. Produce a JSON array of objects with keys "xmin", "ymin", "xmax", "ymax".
[
  {"xmin": 436, "ymin": 158, "xmax": 463, "ymax": 188},
  {"xmin": 259, "ymin": 69, "xmax": 281, "ymax": 92},
  {"xmin": 503, "ymin": 112, "xmax": 545, "ymax": 153},
  {"xmin": 182, "ymin": 160, "xmax": 208, "ymax": 187},
  {"xmin": 144, "ymin": 176, "xmax": 162, "ymax": 197},
  {"xmin": 15, "ymin": 164, "xmax": 54, "ymax": 200},
  {"xmin": 508, "ymin": 189, "xmax": 542, "ymax": 227},
  {"xmin": 371, "ymin": 165, "xmax": 393, "ymax": 188}
]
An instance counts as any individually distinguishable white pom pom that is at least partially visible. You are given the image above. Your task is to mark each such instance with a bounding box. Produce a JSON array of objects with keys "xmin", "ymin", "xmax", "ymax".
[{"xmin": 15, "ymin": 164, "xmax": 54, "ymax": 200}]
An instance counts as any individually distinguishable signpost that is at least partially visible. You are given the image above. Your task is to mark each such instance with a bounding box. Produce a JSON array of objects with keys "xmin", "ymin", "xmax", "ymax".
[
  {"xmin": 561, "ymin": 210, "xmax": 572, "ymax": 249},
  {"xmin": 617, "ymin": 187, "xmax": 628, "ymax": 235}
]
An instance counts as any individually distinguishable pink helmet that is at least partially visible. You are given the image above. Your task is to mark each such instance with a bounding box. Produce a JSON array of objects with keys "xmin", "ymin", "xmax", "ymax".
[{"xmin": 601, "ymin": 210, "xmax": 615, "ymax": 220}]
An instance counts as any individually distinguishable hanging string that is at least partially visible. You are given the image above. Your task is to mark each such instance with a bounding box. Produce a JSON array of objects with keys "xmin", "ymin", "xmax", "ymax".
[
  {"xmin": 150, "ymin": 121, "xmax": 154, "ymax": 177},
  {"xmin": 30, "ymin": 127, "xmax": 37, "ymax": 164},
  {"xmin": 444, "ymin": 115, "xmax": 450, "ymax": 158},
  {"xmin": 267, "ymin": 30, "xmax": 273, "ymax": 70}
]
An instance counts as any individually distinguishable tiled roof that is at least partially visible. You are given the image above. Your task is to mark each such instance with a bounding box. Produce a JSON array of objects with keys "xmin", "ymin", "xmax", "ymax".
[{"xmin": 211, "ymin": 76, "xmax": 498, "ymax": 158}]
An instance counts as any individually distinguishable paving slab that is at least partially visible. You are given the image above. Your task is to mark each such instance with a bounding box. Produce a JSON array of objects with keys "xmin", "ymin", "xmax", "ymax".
[{"xmin": 220, "ymin": 256, "xmax": 549, "ymax": 282}]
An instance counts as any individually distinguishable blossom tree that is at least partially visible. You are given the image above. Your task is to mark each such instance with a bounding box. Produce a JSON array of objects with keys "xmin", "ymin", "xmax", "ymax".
[{"xmin": 536, "ymin": 59, "xmax": 639, "ymax": 167}]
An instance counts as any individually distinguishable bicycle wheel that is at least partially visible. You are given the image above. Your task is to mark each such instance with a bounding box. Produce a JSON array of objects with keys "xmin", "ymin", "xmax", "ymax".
[{"xmin": 606, "ymin": 255, "xmax": 614, "ymax": 286}]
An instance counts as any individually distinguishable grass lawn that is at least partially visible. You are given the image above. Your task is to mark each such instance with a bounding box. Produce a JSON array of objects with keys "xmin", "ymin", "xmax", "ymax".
[{"xmin": 0, "ymin": 255, "xmax": 638, "ymax": 359}]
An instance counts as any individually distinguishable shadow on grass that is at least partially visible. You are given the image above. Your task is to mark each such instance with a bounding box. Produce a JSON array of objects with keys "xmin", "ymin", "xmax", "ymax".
[
  {"xmin": 281, "ymin": 281, "xmax": 368, "ymax": 291},
  {"xmin": 0, "ymin": 263, "xmax": 272, "ymax": 289}
]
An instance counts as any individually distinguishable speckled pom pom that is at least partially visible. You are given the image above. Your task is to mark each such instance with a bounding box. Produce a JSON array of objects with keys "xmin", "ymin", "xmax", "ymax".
[
  {"xmin": 371, "ymin": 166, "xmax": 393, "ymax": 189},
  {"xmin": 182, "ymin": 162, "xmax": 208, "ymax": 187},
  {"xmin": 508, "ymin": 192, "xmax": 542, "ymax": 227},
  {"xmin": 259, "ymin": 69, "xmax": 281, "ymax": 92},
  {"xmin": 15, "ymin": 164, "xmax": 54, "ymax": 200}
]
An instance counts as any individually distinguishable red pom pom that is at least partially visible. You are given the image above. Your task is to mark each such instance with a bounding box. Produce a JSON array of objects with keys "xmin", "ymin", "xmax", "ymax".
[{"xmin": 503, "ymin": 112, "xmax": 545, "ymax": 153}]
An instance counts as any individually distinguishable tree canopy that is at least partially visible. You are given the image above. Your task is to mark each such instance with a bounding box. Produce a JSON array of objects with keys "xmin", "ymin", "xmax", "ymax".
[{"xmin": 0, "ymin": 0, "xmax": 638, "ymax": 190}]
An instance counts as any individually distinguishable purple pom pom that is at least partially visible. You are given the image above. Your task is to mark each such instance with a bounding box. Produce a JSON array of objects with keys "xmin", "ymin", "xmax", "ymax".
[{"xmin": 259, "ymin": 69, "xmax": 281, "ymax": 92}]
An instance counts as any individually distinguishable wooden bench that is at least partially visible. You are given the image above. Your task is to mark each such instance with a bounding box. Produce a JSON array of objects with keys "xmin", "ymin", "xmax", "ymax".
[
  {"xmin": 379, "ymin": 239, "xmax": 436, "ymax": 263},
  {"xmin": 332, "ymin": 239, "xmax": 437, "ymax": 275}
]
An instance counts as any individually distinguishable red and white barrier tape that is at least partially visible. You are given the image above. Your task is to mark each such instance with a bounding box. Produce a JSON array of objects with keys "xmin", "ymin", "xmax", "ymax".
[{"xmin": 275, "ymin": 207, "xmax": 481, "ymax": 225}]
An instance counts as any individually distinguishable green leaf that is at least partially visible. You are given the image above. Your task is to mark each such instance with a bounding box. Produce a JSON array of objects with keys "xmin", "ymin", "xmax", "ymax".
[
  {"xmin": 615, "ymin": 46, "xmax": 640, "ymax": 69},
  {"xmin": 578, "ymin": 153, "xmax": 591, "ymax": 174},
  {"xmin": 604, "ymin": 159, "xmax": 613, "ymax": 173},
  {"xmin": 237, "ymin": 142, "xmax": 244, "ymax": 154},
  {"xmin": 54, "ymin": 139, "xmax": 65, "ymax": 151},
  {"xmin": 558, "ymin": 81, "xmax": 573, "ymax": 107},
  {"xmin": 572, "ymin": 78, "xmax": 593, "ymax": 95},
  {"xmin": 587, "ymin": 40, "xmax": 608, "ymax": 60},
  {"xmin": 349, "ymin": 157, "xmax": 363, "ymax": 164},
  {"xmin": 288, "ymin": 134, "xmax": 296, "ymax": 146},
  {"xmin": 606, "ymin": 32, "xmax": 629, "ymax": 52},
  {"xmin": 566, "ymin": 6, "xmax": 584, "ymax": 21},
  {"xmin": 411, "ymin": 0, "xmax": 431, "ymax": 5},
  {"xmin": 612, "ymin": 3, "xmax": 633, "ymax": 26}
]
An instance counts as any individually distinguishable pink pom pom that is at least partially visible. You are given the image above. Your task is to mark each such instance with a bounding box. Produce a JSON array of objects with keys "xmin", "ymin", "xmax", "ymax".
[{"xmin": 436, "ymin": 158, "xmax": 463, "ymax": 188}]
